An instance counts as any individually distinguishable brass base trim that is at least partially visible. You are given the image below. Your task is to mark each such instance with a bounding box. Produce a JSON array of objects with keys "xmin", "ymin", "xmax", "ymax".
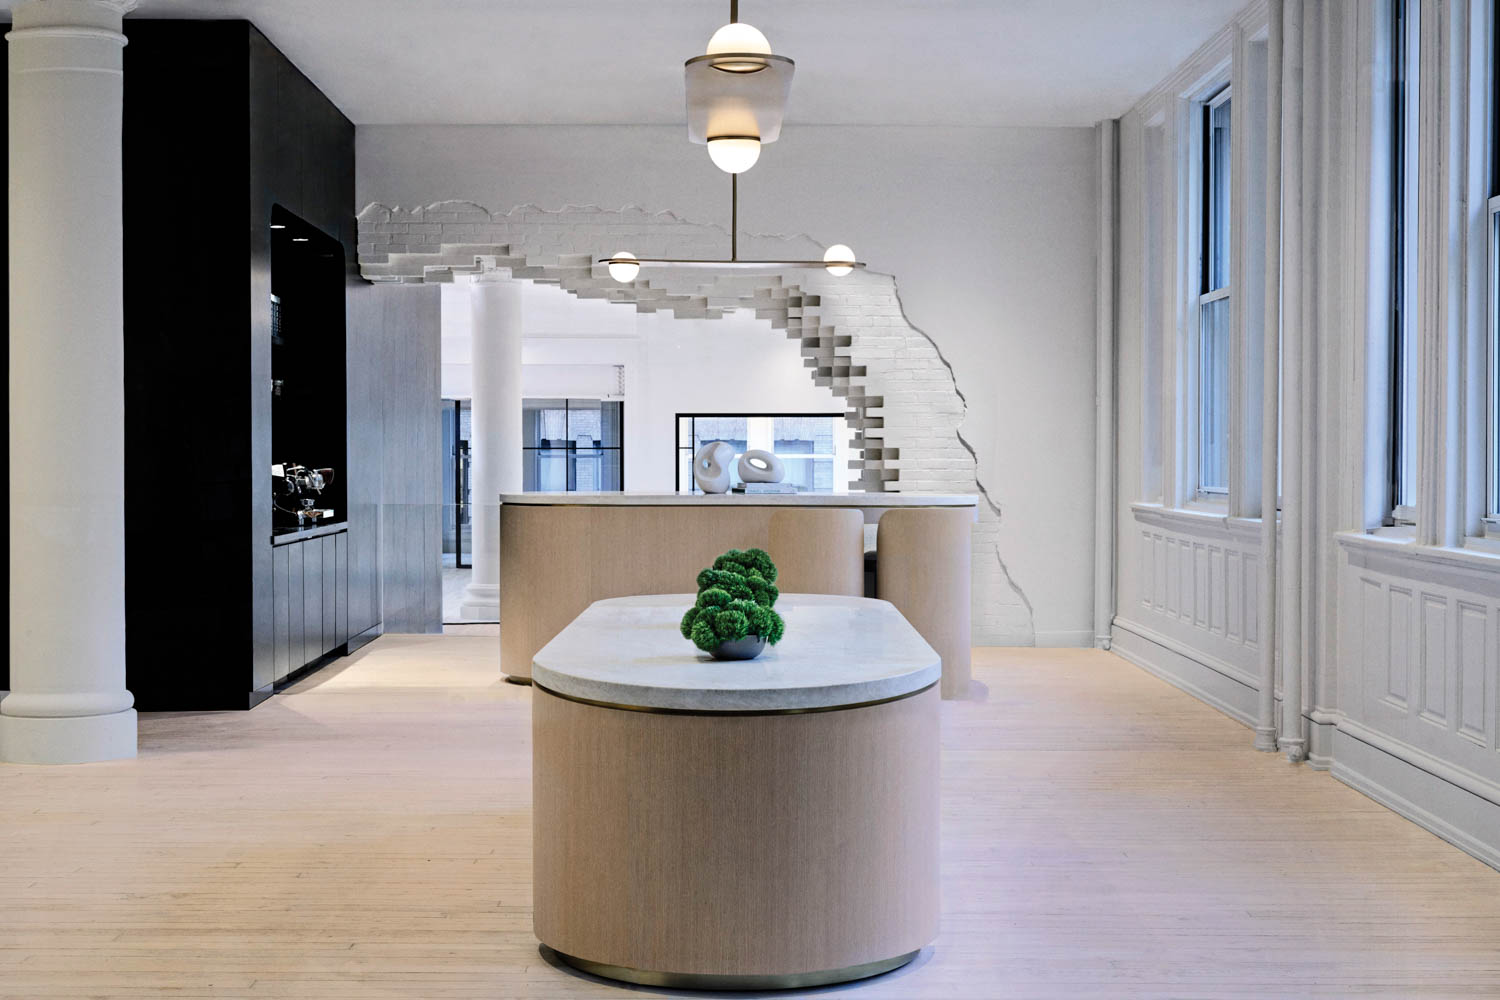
[
  {"xmin": 532, "ymin": 679, "xmax": 936, "ymax": 717},
  {"xmin": 548, "ymin": 946, "xmax": 920, "ymax": 991}
]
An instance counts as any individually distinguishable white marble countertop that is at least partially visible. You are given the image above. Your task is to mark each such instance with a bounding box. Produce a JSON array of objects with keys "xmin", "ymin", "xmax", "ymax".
[
  {"xmin": 500, "ymin": 490, "xmax": 976, "ymax": 507},
  {"xmin": 532, "ymin": 594, "xmax": 940, "ymax": 712}
]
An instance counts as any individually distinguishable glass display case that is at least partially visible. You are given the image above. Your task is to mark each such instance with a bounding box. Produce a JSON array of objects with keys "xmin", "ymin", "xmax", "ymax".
[{"xmin": 270, "ymin": 205, "xmax": 348, "ymax": 535}]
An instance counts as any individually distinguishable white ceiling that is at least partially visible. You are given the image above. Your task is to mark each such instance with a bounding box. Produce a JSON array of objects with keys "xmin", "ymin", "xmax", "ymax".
[{"xmin": 101, "ymin": 0, "xmax": 1242, "ymax": 127}]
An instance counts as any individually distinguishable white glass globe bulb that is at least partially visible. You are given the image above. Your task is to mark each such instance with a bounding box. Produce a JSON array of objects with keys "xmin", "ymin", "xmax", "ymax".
[
  {"xmin": 707, "ymin": 137, "xmax": 761, "ymax": 174},
  {"xmin": 705, "ymin": 22, "xmax": 772, "ymax": 73},
  {"xmin": 607, "ymin": 251, "xmax": 639, "ymax": 283},
  {"xmin": 823, "ymin": 244, "xmax": 855, "ymax": 277}
]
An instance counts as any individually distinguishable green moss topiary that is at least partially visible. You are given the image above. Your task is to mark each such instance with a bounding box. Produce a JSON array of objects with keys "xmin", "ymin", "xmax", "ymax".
[{"xmin": 679, "ymin": 547, "xmax": 786, "ymax": 653}]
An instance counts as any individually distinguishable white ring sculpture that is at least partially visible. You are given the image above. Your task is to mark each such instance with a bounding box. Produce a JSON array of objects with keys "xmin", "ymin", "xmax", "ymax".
[{"xmin": 737, "ymin": 449, "xmax": 785, "ymax": 484}]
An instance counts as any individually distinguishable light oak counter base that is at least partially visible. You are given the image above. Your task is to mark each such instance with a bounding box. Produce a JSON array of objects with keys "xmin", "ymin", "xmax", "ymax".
[{"xmin": 532, "ymin": 684, "xmax": 940, "ymax": 984}]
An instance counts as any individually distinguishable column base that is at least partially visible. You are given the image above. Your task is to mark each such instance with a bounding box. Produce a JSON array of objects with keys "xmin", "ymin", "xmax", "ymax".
[
  {"xmin": 461, "ymin": 582, "xmax": 500, "ymax": 621},
  {"xmin": 0, "ymin": 708, "xmax": 137, "ymax": 764}
]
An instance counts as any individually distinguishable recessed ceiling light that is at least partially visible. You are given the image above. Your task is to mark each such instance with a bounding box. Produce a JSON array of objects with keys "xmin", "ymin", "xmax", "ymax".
[
  {"xmin": 292, "ymin": 237, "xmax": 310, "ymax": 242},
  {"xmin": 270, "ymin": 224, "xmax": 286, "ymax": 229}
]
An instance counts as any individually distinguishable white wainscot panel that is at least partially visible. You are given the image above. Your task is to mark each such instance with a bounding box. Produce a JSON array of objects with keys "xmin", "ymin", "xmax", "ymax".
[
  {"xmin": 1132, "ymin": 509, "xmax": 1260, "ymax": 650},
  {"xmin": 1337, "ymin": 535, "xmax": 1500, "ymax": 869},
  {"xmin": 1115, "ymin": 506, "xmax": 1266, "ymax": 717}
]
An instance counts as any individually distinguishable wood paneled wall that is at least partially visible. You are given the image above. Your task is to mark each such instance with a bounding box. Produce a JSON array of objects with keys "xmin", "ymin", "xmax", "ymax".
[{"xmin": 350, "ymin": 283, "xmax": 443, "ymax": 634}]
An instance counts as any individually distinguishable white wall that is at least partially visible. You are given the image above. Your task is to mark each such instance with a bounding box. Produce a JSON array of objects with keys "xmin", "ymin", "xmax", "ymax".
[
  {"xmin": 358, "ymin": 123, "xmax": 1100, "ymax": 644},
  {"xmin": 442, "ymin": 278, "xmax": 846, "ymax": 492}
]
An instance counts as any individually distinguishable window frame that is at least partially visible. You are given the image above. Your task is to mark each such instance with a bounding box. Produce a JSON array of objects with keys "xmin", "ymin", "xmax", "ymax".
[
  {"xmin": 1486, "ymin": 0, "xmax": 1500, "ymax": 531},
  {"xmin": 521, "ymin": 397, "xmax": 625, "ymax": 493},
  {"xmin": 675, "ymin": 412, "xmax": 848, "ymax": 494},
  {"xmin": 1195, "ymin": 83, "xmax": 1233, "ymax": 500},
  {"xmin": 1389, "ymin": 0, "xmax": 1419, "ymax": 527},
  {"xmin": 1488, "ymin": 193, "xmax": 1500, "ymax": 528}
]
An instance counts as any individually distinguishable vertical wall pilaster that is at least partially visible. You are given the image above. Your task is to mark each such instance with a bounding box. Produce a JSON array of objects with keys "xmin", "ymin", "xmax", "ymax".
[
  {"xmin": 1094, "ymin": 120, "xmax": 1119, "ymax": 649},
  {"xmin": 1415, "ymin": 0, "xmax": 1468, "ymax": 548},
  {"xmin": 1257, "ymin": 0, "xmax": 1285, "ymax": 753}
]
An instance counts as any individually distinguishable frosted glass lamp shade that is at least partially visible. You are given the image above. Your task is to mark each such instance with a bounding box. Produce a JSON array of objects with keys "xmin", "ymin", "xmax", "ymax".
[
  {"xmin": 823, "ymin": 245, "xmax": 855, "ymax": 276},
  {"xmin": 707, "ymin": 137, "xmax": 761, "ymax": 174},
  {"xmin": 685, "ymin": 46, "xmax": 793, "ymax": 149},
  {"xmin": 607, "ymin": 252, "xmax": 639, "ymax": 282}
]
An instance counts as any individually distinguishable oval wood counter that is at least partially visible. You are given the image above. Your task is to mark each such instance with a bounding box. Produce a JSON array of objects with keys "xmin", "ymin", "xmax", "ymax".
[{"xmin": 531, "ymin": 595, "xmax": 941, "ymax": 990}]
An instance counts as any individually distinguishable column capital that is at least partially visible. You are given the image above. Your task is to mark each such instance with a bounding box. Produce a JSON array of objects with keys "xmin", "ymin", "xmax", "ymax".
[{"xmin": 11, "ymin": 0, "xmax": 137, "ymax": 33}]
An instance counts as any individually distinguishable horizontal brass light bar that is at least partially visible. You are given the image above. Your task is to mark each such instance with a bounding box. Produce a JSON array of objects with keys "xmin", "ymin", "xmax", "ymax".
[{"xmin": 598, "ymin": 257, "xmax": 863, "ymax": 271}]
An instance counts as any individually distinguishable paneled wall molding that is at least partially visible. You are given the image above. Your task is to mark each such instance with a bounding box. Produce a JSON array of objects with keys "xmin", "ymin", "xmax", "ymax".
[
  {"xmin": 1131, "ymin": 501, "xmax": 1266, "ymax": 543},
  {"xmin": 1335, "ymin": 715, "xmax": 1500, "ymax": 811},
  {"xmin": 1123, "ymin": 505, "xmax": 1267, "ymax": 705},
  {"xmin": 1331, "ymin": 731, "xmax": 1500, "ymax": 871},
  {"xmin": 1339, "ymin": 530, "xmax": 1500, "ymax": 595},
  {"xmin": 1111, "ymin": 618, "xmax": 1265, "ymax": 725}
]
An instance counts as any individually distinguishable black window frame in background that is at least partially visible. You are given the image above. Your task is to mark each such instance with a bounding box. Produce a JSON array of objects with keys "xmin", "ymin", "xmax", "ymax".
[
  {"xmin": 1490, "ymin": 0, "xmax": 1500, "ymax": 518},
  {"xmin": 1199, "ymin": 86, "xmax": 1232, "ymax": 299},
  {"xmin": 1391, "ymin": 0, "xmax": 1412, "ymax": 517},
  {"xmin": 447, "ymin": 399, "xmax": 471, "ymax": 568},
  {"xmin": 675, "ymin": 412, "xmax": 845, "ymax": 493},
  {"xmin": 1492, "ymin": 0, "xmax": 1500, "ymax": 200},
  {"xmin": 522, "ymin": 398, "xmax": 625, "ymax": 493}
]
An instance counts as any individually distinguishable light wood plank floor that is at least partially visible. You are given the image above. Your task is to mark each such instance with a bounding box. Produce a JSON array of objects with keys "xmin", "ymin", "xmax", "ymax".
[{"xmin": 3, "ymin": 640, "xmax": 1499, "ymax": 999}]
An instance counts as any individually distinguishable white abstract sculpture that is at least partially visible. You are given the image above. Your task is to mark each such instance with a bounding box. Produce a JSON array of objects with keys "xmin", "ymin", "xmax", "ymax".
[
  {"xmin": 738, "ymin": 449, "xmax": 785, "ymax": 483},
  {"xmin": 693, "ymin": 441, "xmax": 734, "ymax": 494}
]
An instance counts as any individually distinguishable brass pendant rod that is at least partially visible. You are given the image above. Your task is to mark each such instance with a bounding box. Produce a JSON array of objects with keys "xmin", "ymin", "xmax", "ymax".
[
  {"xmin": 730, "ymin": 0, "xmax": 738, "ymax": 23},
  {"xmin": 731, "ymin": 173, "xmax": 738, "ymax": 261}
]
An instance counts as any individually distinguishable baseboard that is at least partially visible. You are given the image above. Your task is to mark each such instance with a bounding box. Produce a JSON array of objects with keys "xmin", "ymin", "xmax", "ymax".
[
  {"xmin": 1110, "ymin": 618, "xmax": 1259, "ymax": 728},
  {"xmin": 1331, "ymin": 728, "xmax": 1500, "ymax": 873},
  {"xmin": 347, "ymin": 623, "xmax": 383, "ymax": 653},
  {"xmin": 1110, "ymin": 618, "xmax": 1500, "ymax": 873},
  {"xmin": 1034, "ymin": 628, "xmax": 1094, "ymax": 648}
]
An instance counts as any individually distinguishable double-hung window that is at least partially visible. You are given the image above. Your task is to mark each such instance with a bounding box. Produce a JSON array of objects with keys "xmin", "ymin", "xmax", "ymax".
[
  {"xmin": 1391, "ymin": 0, "xmax": 1419, "ymax": 523},
  {"xmin": 1197, "ymin": 86, "xmax": 1232, "ymax": 497}
]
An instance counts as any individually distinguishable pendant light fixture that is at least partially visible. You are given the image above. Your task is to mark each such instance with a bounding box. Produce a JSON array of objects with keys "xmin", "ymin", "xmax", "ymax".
[
  {"xmin": 599, "ymin": 1, "xmax": 861, "ymax": 282},
  {"xmin": 685, "ymin": 1, "xmax": 793, "ymax": 174}
]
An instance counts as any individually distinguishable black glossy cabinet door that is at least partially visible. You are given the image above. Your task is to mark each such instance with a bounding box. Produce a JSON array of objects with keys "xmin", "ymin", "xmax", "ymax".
[
  {"xmin": 272, "ymin": 545, "xmax": 290, "ymax": 682},
  {"xmin": 303, "ymin": 539, "xmax": 323, "ymax": 667},
  {"xmin": 321, "ymin": 534, "xmax": 337, "ymax": 655},
  {"xmin": 335, "ymin": 531, "xmax": 349, "ymax": 647},
  {"xmin": 270, "ymin": 530, "xmax": 349, "ymax": 681},
  {"xmin": 286, "ymin": 541, "xmax": 305, "ymax": 673}
]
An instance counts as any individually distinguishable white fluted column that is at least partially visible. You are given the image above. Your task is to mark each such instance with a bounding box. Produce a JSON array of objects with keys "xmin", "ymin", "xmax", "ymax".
[
  {"xmin": 461, "ymin": 275, "xmax": 523, "ymax": 621},
  {"xmin": 2, "ymin": 0, "xmax": 136, "ymax": 763}
]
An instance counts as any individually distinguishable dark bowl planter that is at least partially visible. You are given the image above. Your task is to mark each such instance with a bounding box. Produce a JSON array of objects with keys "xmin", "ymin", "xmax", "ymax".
[{"xmin": 710, "ymin": 634, "xmax": 766, "ymax": 661}]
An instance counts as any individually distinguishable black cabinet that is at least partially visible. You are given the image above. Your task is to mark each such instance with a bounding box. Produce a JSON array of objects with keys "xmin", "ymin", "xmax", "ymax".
[
  {"xmin": 271, "ymin": 528, "xmax": 349, "ymax": 685},
  {"xmin": 113, "ymin": 22, "xmax": 375, "ymax": 709}
]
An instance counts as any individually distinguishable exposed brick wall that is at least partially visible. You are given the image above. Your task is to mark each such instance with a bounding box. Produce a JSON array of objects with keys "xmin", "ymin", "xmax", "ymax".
[{"xmin": 357, "ymin": 201, "xmax": 1033, "ymax": 644}]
